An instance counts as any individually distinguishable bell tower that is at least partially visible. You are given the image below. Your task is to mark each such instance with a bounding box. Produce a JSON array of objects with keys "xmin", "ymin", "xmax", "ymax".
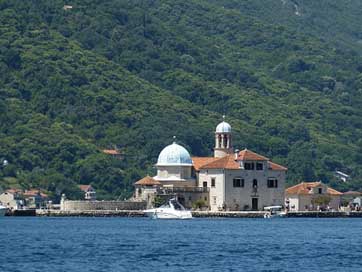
[{"xmin": 214, "ymin": 116, "xmax": 233, "ymax": 158}]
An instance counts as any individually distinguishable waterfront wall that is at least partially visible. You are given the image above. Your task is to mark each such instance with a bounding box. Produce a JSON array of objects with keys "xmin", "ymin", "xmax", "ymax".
[
  {"xmin": 192, "ymin": 211, "xmax": 265, "ymax": 218},
  {"xmin": 286, "ymin": 211, "xmax": 362, "ymax": 218},
  {"xmin": 61, "ymin": 200, "xmax": 146, "ymax": 211},
  {"xmin": 34, "ymin": 210, "xmax": 362, "ymax": 217},
  {"xmin": 37, "ymin": 209, "xmax": 145, "ymax": 217}
]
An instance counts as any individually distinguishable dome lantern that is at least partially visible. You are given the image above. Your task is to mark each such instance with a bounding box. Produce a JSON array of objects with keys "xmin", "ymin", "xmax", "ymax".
[
  {"xmin": 215, "ymin": 115, "xmax": 231, "ymax": 133},
  {"xmin": 214, "ymin": 116, "xmax": 233, "ymax": 158}
]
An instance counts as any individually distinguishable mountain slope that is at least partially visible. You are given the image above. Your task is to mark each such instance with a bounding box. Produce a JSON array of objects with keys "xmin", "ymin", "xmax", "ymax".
[
  {"xmin": 1, "ymin": 0, "xmax": 362, "ymax": 198},
  {"xmin": 210, "ymin": 0, "xmax": 362, "ymax": 54}
]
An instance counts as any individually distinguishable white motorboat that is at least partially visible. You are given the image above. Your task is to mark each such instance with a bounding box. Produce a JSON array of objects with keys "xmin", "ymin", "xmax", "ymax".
[
  {"xmin": 264, "ymin": 206, "xmax": 286, "ymax": 218},
  {"xmin": 144, "ymin": 198, "xmax": 192, "ymax": 219},
  {"xmin": 0, "ymin": 205, "xmax": 7, "ymax": 216}
]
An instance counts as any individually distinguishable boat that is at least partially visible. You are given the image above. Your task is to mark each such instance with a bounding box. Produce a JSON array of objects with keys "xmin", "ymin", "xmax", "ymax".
[
  {"xmin": 263, "ymin": 206, "xmax": 286, "ymax": 218},
  {"xmin": 0, "ymin": 205, "xmax": 7, "ymax": 216},
  {"xmin": 144, "ymin": 198, "xmax": 192, "ymax": 219}
]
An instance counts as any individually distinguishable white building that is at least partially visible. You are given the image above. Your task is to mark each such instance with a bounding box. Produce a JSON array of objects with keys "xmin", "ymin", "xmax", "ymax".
[
  {"xmin": 78, "ymin": 185, "xmax": 96, "ymax": 201},
  {"xmin": 335, "ymin": 171, "xmax": 350, "ymax": 183},
  {"xmin": 134, "ymin": 119, "xmax": 287, "ymax": 211}
]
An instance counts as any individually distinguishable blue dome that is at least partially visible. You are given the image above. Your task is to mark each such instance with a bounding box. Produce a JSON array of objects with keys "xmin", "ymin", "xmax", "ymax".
[
  {"xmin": 216, "ymin": 121, "xmax": 231, "ymax": 133},
  {"xmin": 157, "ymin": 142, "xmax": 192, "ymax": 166}
]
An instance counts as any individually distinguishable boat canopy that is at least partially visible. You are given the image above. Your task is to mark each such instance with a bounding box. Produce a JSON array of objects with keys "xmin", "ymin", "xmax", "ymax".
[{"xmin": 264, "ymin": 206, "xmax": 283, "ymax": 211}]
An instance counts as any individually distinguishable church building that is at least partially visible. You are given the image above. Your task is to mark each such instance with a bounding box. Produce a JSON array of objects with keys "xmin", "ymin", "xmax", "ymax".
[{"xmin": 134, "ymin": 118, "xmax": 287, "ymax": 211}]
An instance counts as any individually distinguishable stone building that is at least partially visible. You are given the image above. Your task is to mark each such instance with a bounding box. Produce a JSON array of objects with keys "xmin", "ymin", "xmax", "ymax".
[
  {"xmin": 0, "ymin": 189, "xmax": 24, "ymax": 210},
  {"xmin": 134, "ymin": 118, "xmax": 287, "ymax": 211},
  {"xmin": 342, "ymin": 191, "xmax": 361, "ymax": 207},
  {"xmin": 0, "ymin": 189, "xmax": 48, "ymax": 209},
  {"xmin": 194, "ymin": 149, "xmax": 287, "ymax": 211},
  {"xmin": 134, "ymin": 176, "xmax": 161, "ymax": 208},
  {"xmin": 23, "ymin": 190, "xmax": 48, "ymax": 209},
  {"xmin": 285, "ymin": 181, "xmax": 342, "ymax": 211}
]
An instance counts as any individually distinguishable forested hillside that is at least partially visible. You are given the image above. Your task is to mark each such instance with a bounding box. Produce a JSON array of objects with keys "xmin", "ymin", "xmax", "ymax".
[
  {"xmin": 1, "ymin": 0, "xmax": 362, "ymax": 200},
  {"xmin": 211, "ymin": 0, "xmax": 362, "ymax": 54}
]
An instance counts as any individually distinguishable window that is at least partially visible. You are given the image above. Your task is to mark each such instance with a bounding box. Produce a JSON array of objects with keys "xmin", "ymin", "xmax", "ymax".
[
  {"xmin": 203, "ymin": 181, "xmax": 207, "ymax": 188},
  {"xmin": 267, "ymin": 178, "xmax": 278, "ymax": 188},
  {"xmin": 233, "ymin": 178, "xmax": 244, "ymax": 188},
  {"xmin": 244, "ymin": 162, "xmax": 255, "ymax": 170},
  {"xmin": 256, "ymin": 163, "xmax": 263, "ymax": 170},
  {"xmin": 191, "ymin": 168, "xmax": 196, "ymax": 178},
  {"xmin": 211, "ymin": 178, "xmax": 216, "ymax": 187},
  {"xmin": 253, "ymin": 179, "xmax": 258, "ymax": 188},
  {"xmin": 318, "ymin": 188, "xmax": 322, "ymax": 194}
]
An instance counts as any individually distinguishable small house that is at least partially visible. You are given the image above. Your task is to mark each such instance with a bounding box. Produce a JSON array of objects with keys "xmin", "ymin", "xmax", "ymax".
[
  {"xmin": 285, "ymin": 181, "xmax": 342, "ymax": 211},
  {"xmin": 78, "ymin": 185, "xmax": 96, "ymax": 201},
  {"xmin": 0, "ymin": 189, "xmax": 24, "ymax": 210}
]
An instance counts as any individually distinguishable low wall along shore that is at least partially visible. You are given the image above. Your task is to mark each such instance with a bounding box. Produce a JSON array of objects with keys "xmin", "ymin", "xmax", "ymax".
[
  {"xmin": 35, "ymin": 209, "xmax": 362, "ymax": 218},
  {"xmin": 37, "ymin": 209, "xmax": 145, "ymax": 217},
  {"xmin": 61, "ymin": 200, "xmax": 146, "ymax": 211}
]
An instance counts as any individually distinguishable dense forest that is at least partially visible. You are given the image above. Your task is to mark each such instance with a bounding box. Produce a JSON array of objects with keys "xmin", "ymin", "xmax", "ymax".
[{"xmin": 1, "ymin": 0, "xmax": 362, "ymax": 200}]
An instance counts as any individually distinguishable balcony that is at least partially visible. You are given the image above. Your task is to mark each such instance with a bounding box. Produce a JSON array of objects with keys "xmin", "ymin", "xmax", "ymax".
[
  {"xmin": 159, "ymin": 187, "xmax": 209, "ymax": 194},
  {"xmin": 251, "ymin": 186, "xmax": 258, "ymax": 196}
]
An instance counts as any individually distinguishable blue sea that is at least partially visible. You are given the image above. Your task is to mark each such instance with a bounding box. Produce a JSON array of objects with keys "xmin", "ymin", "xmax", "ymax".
[{"xmin": 0, "ymin": 217, "xmax": 361, "ymax": 272}]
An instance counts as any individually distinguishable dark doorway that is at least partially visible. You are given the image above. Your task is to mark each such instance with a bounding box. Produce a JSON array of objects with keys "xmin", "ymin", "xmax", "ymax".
[
  {"xmin": 252, "ymin": 198, "xmax": 258, "ymax": 211},
  {"xmin": 178, "ymin": 196, "xmax": 185, "ymax": 206}
]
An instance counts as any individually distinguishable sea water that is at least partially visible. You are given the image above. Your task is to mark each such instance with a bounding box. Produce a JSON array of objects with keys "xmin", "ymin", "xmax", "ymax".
[{"xmin": 0, "ymin": 217, "xmax": 361, "ymax": 272}]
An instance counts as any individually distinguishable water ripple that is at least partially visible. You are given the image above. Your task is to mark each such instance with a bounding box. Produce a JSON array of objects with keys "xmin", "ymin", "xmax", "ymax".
[{"xmin": 0, "ymin": 217, "xmax": 362, "ymax": 271}]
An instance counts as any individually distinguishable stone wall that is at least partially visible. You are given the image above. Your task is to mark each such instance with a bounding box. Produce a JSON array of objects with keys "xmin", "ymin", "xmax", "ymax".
[{"xmin": 61, "ymin": 200, "xmax": 146, "ymax": 211}]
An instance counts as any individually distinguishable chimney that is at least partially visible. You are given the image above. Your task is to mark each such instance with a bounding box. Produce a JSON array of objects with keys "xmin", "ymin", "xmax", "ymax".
[{"xmin": 234, "ymin": 149, "xmax": 239, "ymax": 160}]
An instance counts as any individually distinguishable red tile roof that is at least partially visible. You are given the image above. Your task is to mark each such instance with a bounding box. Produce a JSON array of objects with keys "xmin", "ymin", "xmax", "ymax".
[
  {"xmin": 327, "ymin": 188, "xmax": 343, "ymax": 196},
  {"xmin": 192, "ymin": 157, "xmax": 220, "ymax": 171},
  {"xmin": 343, "ymin": 191, "xmax": 362, "ymax": 196},
  {"xmin": 268, "ymin": 161, "xmax": 288, "ymax": 171},
  {"xmin": 134, "ymin": 176, "xmax": 161, "ymax": 186},
  {"xmin": 5, "ymin": 189, "xmax": 22, "ymax": 194},
  {"xmin": 5, "ymin": 188, "xmax": 48, "ymax": 198},
  {"xmin": 237, "ymin": 149, "xmax": 269, "ymax": 161},
  {"xmin": 23, "ymin": 189, "xmax": 48, "ymax": 198},
  {"xmin": 78, "ymin": 185, "xmax": 93, "ymax": 192},
  {"xmin": 102, "ymin": 149, "xmax": 121, "ymax": 155},
  {"xmin": 193, "ymin": 149, "xmax": 286, "ymax": 171},
  {"xmin": 286, "ymin": 182, "xmax": 342, "ymax": 196},
  {"xmin": 200, "ymin": 155, "xmax": 240, "ymax": 170}
]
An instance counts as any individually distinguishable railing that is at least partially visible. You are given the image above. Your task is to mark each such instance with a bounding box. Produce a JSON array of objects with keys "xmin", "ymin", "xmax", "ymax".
[{"xmin": 159, "ymin": 187, "xmax": 209, "ymax": 194}]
